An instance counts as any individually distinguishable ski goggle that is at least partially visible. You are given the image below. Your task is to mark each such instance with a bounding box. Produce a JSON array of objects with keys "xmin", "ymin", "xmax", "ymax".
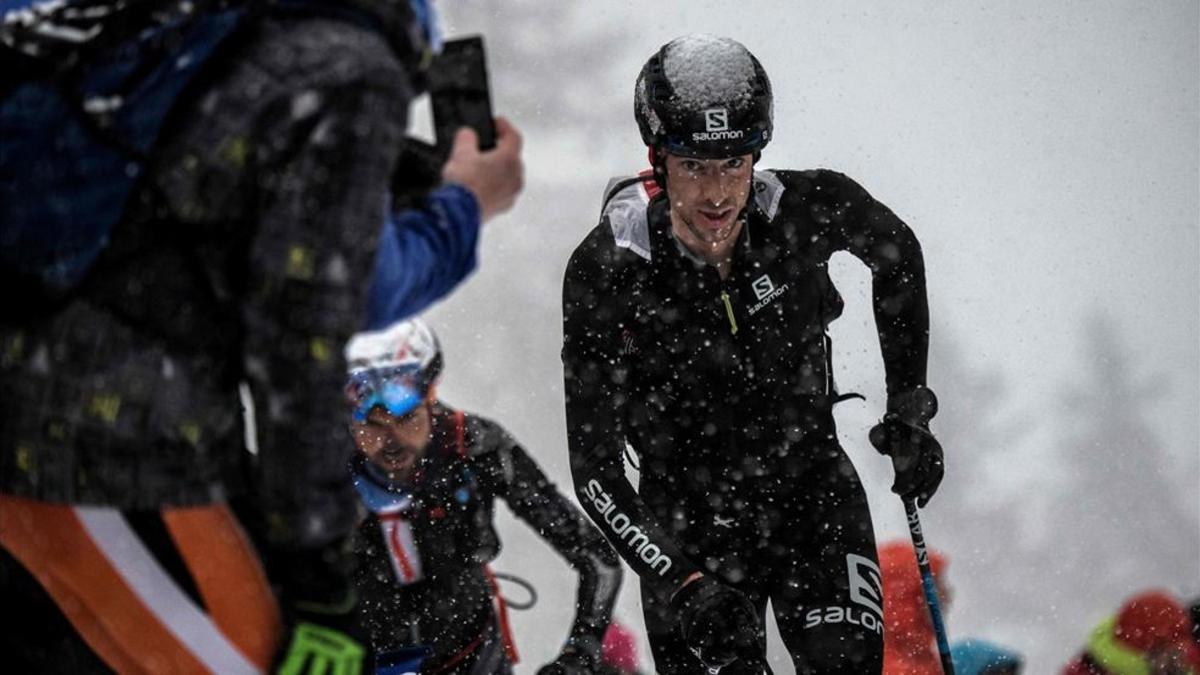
[{"xmin": 345, "ymin": 366, "xmax": 426, "ymax": 422}]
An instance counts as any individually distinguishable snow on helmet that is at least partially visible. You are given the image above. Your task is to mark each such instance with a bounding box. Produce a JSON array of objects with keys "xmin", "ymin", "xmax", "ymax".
[
  {"xmin": 635, "ymin": 34, "xmax": 773, "ymax": 159},
  {"xmin": 344, "ymin": 319, "xmax": 443, "ymax": 421}
]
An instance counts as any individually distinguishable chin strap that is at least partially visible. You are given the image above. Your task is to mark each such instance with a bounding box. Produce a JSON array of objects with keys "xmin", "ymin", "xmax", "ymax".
[{"xmin": 648, "ymin": 146, "xmax": 668, "ymax": 191}]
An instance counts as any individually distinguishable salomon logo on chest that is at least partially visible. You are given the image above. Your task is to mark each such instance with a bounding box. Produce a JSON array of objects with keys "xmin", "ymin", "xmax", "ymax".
[{"xmin": 747, "ymin": 274, "xmax": 789, "ymax": 316}]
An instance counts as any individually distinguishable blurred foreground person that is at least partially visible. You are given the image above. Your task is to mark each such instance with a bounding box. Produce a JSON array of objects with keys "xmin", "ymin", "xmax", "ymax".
[
  {"xmin": 344, "ymin": 320, "xmax": 621, "ymax": 674},
  {"xmin": 1062, "ymin": 590, "xmax": 1200, "ymax": 675},
  {"xmin": 562, "ymin": 34, "xmax": 944, "ymax": 674},
  {"xmin": 878, "ymin": 541, "xmax": 1023, "ymax": 675},
  {"xmin": 0, "ymin": 0, "xmax": 522, "ymax": 670}
]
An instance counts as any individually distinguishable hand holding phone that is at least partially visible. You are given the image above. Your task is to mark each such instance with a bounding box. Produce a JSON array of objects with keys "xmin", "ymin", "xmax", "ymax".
[
  {"xmin": 402, "ymin": 34, "xmax": 521, "ymax": 221},
  {"xmin": 441, "ymin": 116, "xmax": 523, "ymax": 223}
]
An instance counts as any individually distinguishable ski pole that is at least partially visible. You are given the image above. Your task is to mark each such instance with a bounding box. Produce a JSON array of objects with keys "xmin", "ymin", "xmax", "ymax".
[{"xmin": 904, "ymin": 499, "xmax": 955, "ymax": 675}]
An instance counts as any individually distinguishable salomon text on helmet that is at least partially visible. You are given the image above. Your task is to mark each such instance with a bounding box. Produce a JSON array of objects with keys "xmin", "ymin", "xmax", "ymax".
[{"xmin": 635, "ymin": 34, "xmax": 773, "ymax": 159}]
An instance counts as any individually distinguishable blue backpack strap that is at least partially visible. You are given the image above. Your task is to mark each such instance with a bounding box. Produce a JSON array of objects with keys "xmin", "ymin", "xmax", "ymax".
[
  {"xmin": 375, "ymin": 645, "xmax": 431, "ymax": 675},
  {"xmin": 0, "ymin": 0, "xmax": 253, "ymax": 296}
]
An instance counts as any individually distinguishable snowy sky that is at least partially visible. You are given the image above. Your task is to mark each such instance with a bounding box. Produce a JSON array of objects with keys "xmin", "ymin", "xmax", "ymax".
[{"xmin": 423, "ymin": 2, "xmax": 1198, "ymax": 672}]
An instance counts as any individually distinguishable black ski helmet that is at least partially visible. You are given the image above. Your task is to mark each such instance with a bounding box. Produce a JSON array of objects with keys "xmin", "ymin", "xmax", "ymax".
[{"xmin": 635, "ymin": 34, "xmax": 773, "ymax": 160}]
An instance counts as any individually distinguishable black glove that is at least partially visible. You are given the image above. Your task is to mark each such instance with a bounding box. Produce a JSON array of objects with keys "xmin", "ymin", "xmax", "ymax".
[
  {"xmin": 275, "ymin": 593, "xmax": 372, "ymax": 675},
  {"xmin": 869, "ymin": 386, "xmax": 944, "ymax": 507},
  {"xmin": 671, "ymin": 576, "xmax": 764, "ymax": 670},
  {"xmin": 271, "ymin": 539, "xmax": 373, "ymax": 675}
]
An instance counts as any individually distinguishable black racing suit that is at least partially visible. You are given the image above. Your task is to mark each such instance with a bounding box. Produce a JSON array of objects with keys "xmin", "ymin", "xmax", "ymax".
[
  {"xmin": 562, "ymin": 169, "xmax": 931, "ymax": 674},
  {"xmin": 352, "ymin": 402, "xmax": 622, "ymax": 673}
]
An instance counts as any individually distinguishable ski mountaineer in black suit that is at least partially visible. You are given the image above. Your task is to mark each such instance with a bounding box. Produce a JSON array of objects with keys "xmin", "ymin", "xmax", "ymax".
[
  {"xmin": 562, "ymin": 34, "xmax": 945, "ymax": 674},
  {"xmin": 343, "ymin": 319, "xmax": 622, "ymax": 674}
]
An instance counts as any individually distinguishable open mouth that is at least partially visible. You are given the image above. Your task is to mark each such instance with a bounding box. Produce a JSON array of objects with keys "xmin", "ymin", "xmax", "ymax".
[
  {"xmin": 698, "ymin": 208, "xmax": 733, "ymax": 228},
  {"xmin": 379, "ymin": 448, "xmax": 416, "ymax": 471}
]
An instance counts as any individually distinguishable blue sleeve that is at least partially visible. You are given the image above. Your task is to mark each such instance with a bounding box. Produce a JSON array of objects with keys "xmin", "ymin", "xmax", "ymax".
[{"xmin": 363, "ymin": 183, "xmax": 481, "ymax": 330}]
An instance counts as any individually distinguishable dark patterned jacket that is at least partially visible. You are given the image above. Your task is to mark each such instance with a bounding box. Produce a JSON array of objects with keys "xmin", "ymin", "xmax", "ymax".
[{"xmin": 0, "ymin": 1, "xmax": 429, "ymax": 557}]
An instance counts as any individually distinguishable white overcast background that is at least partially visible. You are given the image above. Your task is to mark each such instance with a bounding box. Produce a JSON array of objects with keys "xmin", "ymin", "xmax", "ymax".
[{"xmin": 414, "ymin": 2, "xmax": 1200, "ymax": 672}]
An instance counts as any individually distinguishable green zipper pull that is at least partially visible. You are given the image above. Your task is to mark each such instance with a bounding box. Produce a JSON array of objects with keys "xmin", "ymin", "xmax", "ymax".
[{"xmin": 720, "ymin": 290, "xmax": 739, "ymax": 335}]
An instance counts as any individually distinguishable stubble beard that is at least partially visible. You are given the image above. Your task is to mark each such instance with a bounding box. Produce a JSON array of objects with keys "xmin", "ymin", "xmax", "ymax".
[{"xmin": 677, "ymin": 210, "xmax": 745, "ymax": 258}]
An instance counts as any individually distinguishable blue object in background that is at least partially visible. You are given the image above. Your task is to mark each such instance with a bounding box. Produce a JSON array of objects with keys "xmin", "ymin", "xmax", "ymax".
[
  {"xmin": 0, "ymin": 0, "xmax": 40, "ymax": 13},
  {"xmin": 951, "ymin": 638, "xmax": 1023, "ymax": 675}
]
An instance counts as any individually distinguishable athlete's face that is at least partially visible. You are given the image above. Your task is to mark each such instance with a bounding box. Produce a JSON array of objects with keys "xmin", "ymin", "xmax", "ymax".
[
  {"xmin": 664, "ymin": 152, "xmax": 754, "ymax": 251},
  {"xmin": 351, "ymin": 402, "xmax": 432, "ymax": 479}
]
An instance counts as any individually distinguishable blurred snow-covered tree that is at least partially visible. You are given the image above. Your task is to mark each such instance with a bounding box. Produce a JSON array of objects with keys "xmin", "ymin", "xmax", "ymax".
[
  {"xmin": 924, "ymin": 332, "xmax": 1038, "ymax": 649},
  {"xmin": 1048, "ymin": 313, "xmax": 1199, "ymax": 596},
  {"xmin": 921, "ymin": 314, "xmax": 1199, "ymax": 671}
]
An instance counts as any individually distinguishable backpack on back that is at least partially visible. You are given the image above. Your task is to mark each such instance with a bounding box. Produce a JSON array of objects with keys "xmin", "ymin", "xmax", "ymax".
[{"xmin": 0, "ymin": 0, "xmax": 253, "ymax": 299}]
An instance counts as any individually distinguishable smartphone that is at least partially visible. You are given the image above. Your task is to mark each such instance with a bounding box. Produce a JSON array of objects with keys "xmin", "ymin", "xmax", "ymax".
[{"xmin": 428, "ymin": 36, "xmax": 497, "ymax": 155}]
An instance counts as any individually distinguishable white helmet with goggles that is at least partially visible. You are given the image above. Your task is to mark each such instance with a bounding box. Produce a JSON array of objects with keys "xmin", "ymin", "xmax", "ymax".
[{"xmin": 344, "ymin": 319, "xmax": 443, "ymax": 422}]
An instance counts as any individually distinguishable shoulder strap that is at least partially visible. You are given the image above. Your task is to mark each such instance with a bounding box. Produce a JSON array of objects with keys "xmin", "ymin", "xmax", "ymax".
[
  {"xmin": 600, "ymin": 171, "xmax": 658, "ymax": 262},
  {"xmin": 453, "ymin": 409, "xmax": 467, "ymax": 459},
  {"xmin": 750, "ymin": 168, "xmax": 785, "ymax": 222},
  {"xmin": 601, "ymin": 169, "xmax": 659, "ymax": 212},
  {"xmin": 483, "ymin": 565, "xmax": 520, "ymax": 665}
]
